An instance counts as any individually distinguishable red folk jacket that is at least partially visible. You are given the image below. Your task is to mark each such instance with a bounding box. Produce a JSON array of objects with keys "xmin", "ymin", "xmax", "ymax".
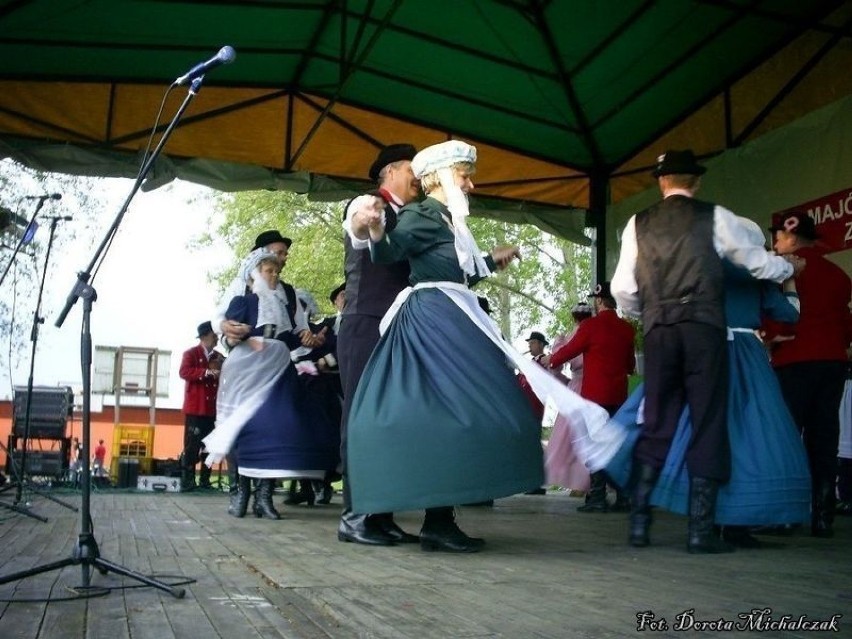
[
  {"xmin": 179, "ymin": 344, "xmax": 221, "ymax": 417},
  {"xmin": 764, "ymin": 246, "xmax": 852, "ymax": 367},
  {"xmin": 549, "ymin": 309, "xmax": 635, "ymax": 408}
]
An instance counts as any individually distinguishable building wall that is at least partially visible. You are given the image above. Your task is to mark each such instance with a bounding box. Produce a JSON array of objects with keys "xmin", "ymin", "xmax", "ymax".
[{"xmin": 0, "ymin": 400, "xmax": 188, "ymax": 471}]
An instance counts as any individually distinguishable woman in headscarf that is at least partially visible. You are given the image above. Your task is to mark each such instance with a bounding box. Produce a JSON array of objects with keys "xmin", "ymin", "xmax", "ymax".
[
  {"xmin": 346, "ymin": 140, "xmax": 623, "ymax": 552},
  {"xmin": 203, "ymin": 249, "xmax": 338, "ymax": 520},
  {"xmin": 545, "ymin": 302, "xmax": 595, "ymax": 493}
]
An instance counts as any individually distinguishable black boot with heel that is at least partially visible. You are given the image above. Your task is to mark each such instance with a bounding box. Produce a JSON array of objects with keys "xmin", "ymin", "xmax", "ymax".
[
  {"xmin": 577, "ymin": 471, "xmax": 609, "ymax": 513},
  {"xmin": 254, "ymin": 479, "xmax": 281, "ymax": 520},
  {"xmin": 231, "ymin": 475, "xmax": 252, "ymax": 518}
]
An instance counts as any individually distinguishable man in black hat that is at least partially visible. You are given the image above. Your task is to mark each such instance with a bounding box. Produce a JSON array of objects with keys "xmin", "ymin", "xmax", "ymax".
[
  {"xmin": 517, "ymin": 331, "xmax": 549, "ymax": 421},
  {"xmin": 179, "ymin": 321, "xmax": 224, "ymax": 491},
  {"xmin": 610, "ymin": 149, "xmax": 799, "ymax": 553},
  {"xmin": 526, "ymin": 331, "xmax": 549, "ymax": 362},
  {"xmin": 336, "ymin": 143, "xmax": 421, "ymax": 546},
  {"xmin": 767, "ymin": 211, "xmax": 852, "ymax": 537}
]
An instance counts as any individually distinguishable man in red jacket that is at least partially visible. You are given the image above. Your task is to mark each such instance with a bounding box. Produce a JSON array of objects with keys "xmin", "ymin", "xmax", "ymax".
[
  {"xmin": 545, "ymin": 282, "xmax": 636, "ymax": 512},
  {"xmin": 768, "ymin": 211, "xmax": 852, "ymax": 537},
  {"xmin": 179, "ymin": 321, "xmax": 223, "ymax": 491}
]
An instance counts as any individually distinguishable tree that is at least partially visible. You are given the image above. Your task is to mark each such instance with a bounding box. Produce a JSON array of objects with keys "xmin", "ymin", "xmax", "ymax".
[
  {"xmin": 468, "ymin": 215, "xmax": 593, "ymax": 342},
  {"xmin": 198, "ymin": 190, "xmax": 345, "ymax": 316},
  {"xmin": 0, "ymin": 160, "xmax": 109, "ymax": 377},
  {"xmin": 201, "ymin": 190, "xmax": 594, "ymax": 335}
]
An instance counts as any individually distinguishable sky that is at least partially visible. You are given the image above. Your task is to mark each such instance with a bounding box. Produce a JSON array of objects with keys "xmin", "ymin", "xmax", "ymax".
[{"xmin": 1, "ymin": 178, "xmax": 230, "ymax": 410}]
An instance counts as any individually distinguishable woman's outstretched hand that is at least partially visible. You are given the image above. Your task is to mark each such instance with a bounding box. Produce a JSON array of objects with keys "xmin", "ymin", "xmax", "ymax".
[{"xmin": 491, "ymin": 245, "xmax": 522, "ymax": 270}]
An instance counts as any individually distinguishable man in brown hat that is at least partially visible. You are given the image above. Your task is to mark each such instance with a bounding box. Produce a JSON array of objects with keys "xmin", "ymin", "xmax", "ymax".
[
  {"xmin": 336, "ymin": 143, "xmax": 421, "ymax": 546},
  {"xmin": 767, "ymin": 210, "xmax": 852, "ymax": 537},
  {"xmin": 611, "ymin": 149, "xmax": 799, "ymax": 553}
]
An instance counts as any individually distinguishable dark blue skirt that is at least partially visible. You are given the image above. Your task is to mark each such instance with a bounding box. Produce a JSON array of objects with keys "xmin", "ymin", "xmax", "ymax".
[
  {"xmin": 236, "ymin": 365, "xmax": 339, "ymax": 474},
  {"xmin": 348, "ymin": 288, "xmax": 544, "ymax": 513},
  {"xmin": 606, "ymin": 334, "xmax": 811, "ymax": 525}
]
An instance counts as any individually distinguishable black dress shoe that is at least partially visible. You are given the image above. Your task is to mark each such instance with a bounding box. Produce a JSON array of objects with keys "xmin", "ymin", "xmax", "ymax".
[
  {"xmin": 420, "ymin": 521, "xmax": 485, "ymax": 553},
  {"xmin": 376, "ymin": 518, "xmax": 419, "ymax": 544},
  {"xmin": 337, "ymin": 514, "xmax": 396, "ymax": 546}
]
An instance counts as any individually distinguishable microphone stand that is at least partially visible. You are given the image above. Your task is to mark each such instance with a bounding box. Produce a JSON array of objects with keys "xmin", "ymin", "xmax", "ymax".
[
  {"xmin": 0, "ymin": 77, "xmax": 206, "ymax": 599},
  {"xmin": 0, "ymin": 199, "xmax": 44, "ymax": 289},
  {"xmin": 0, "ymin": 216, "xmax": 78, "ymax": 519}
]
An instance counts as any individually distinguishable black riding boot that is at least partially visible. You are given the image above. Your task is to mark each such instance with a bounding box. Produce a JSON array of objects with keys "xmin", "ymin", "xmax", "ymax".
[
  {"xmin": 198, "ymin": 458, "xmax": 212, "ymax": 489},
  {"xmin": 231, "ymin": 475, "xmax": 252, "ymax": 518},
  {"xmin": 180, "ymin": 466, "xmax": 196, "ymax": 492},
  {"xmin": 420, "ymin": 507, "xmax": 485, "ymax": 553},
  {"xmin": 314, "ymin": 479, "xmax": 334, "ymax": 505},
  {"xmin": 577, "ymin": 471, "xmax": 609, "ymax": 513},
  {"xmin": 628, "ymin": 462, "xmax": 660, "ymax": 547},
  {"xmin": 255, "ymin": 479, "xmax": 281, "ymax": 520},
  {"xmin": 283, "ymin": 480, "xmax": 315, "ymax": 506},
  {"xmin": 811, "ymin": 477, "xmax": 836, "ymax": 538},
  {"xmin": 687, "ymin": 477, "xmax": 734, "ymax": 554}
]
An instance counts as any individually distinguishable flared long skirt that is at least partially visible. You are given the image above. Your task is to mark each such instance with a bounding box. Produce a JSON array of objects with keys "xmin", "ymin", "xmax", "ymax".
[
  {"xmin": 347, "ymin": 288, "xmax": 544, "ymax": 513},
  {"xmin": 606, "ymin": 334, "xmax": 810, "ymax": 525}
]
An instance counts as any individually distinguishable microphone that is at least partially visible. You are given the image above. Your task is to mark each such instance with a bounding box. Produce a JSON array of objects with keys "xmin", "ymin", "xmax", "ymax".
[
  {"xmin": 24, "ymin": 193, "xmax": 62, "ymax": 201},
  {"xmin": 174, "ymin": 46, "xmax": 236, "ymax": 85}
]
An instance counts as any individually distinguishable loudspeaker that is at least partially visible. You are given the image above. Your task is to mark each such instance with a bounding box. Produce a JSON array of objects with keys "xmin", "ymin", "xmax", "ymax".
[
  {"xmin": 116, "ymin": 458, "xmax": 140, "ymax": 488},
  {"xmin": 6, "ymin": 450, "xmax": 66, "ymax": 477},
  {"xmin": 12, "ymin": 385, "xmax": 73, "ymax": 439}
]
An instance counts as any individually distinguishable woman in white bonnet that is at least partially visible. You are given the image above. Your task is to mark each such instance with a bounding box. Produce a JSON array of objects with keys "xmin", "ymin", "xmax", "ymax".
[
  {"xmin": 203, "ymin": 248, "xmax": 338, "ymax": 521},
  {"xmin": 346, "ymin": 140, "xmax": 615, "ymax": 552}
]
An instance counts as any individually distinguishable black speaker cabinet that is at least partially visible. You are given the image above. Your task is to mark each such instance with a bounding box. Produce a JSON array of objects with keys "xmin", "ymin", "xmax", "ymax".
[
  {"xmin": 6, "ymin": 450, "xmax": 67, "ymax": 477},
  {"xmin": 12, "ymin": 385, "xmax": 73, "ymax": 439},
  {"xmin": 117, "ymin": 458, "xmax": 140, "ymax": 488}
]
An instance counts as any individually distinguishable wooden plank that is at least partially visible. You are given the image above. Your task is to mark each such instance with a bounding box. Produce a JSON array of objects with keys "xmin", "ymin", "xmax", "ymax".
[{"xmin": 0, "ymin": 490, "xmax": 848, "ymax": 638}]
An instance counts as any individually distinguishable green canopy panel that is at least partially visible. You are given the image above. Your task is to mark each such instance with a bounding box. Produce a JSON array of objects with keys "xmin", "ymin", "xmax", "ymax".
[{"xmin": 1, "ymin": 1, "xmax": 852, "ymax": 240}]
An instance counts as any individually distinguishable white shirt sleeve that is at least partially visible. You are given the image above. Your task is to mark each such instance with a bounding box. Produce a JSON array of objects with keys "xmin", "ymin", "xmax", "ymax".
[
  {"xmin": 343, "ymin": 194, "xmax": 386, "ymax": 250},
  {"xmin": 610, "ymin": 215, "xmax": 642, "ymax": 318},
  {"xmin": 713, "ymin": 206, "xmax": 793, "ymax": 283}
]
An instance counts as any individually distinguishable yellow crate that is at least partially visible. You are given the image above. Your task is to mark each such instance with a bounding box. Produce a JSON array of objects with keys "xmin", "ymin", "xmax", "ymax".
[{"xmin": 111, "ymin": 424, "xmax": 155, "ymax": 459}]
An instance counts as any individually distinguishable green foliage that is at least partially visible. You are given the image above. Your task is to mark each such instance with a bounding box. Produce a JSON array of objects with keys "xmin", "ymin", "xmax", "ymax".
[
  {"xmin": 0, "ymin": 160, "xmax": 110, "ymax": 373},
  {"xmin": 200, "ymin": 191, "xmax": 593, "ymax": 333},
  {"xmin": 468, "ymin": 215, "xmax": 593, "ymax": 341},
  {"xmin": 623, "ymin": 315, "xmax": 645, "ymax": 352},
  {"xmin": 199, "ymin": 190, "xmax": 345, "ymax": 316}
]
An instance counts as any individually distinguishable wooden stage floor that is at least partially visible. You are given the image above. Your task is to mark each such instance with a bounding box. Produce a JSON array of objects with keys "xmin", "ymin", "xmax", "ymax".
[{"xmin": 0, "ymin": 487, "xmax": 849, "ymax": 638}]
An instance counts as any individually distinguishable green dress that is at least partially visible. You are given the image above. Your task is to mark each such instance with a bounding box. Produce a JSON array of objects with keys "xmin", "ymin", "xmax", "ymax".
[{"xmin": 347, "ymin": 197, "xmax": 545, "ymax": 514}]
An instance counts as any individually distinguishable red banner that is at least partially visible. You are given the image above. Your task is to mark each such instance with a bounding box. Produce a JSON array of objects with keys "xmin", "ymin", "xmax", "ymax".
[{"xmin": 772, "ymin": 188, "xmax": 852, "ymax": 254}]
